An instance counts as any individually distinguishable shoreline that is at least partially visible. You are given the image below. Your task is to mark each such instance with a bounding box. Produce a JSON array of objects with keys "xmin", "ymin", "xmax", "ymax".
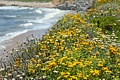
[
  {"xmin": 0, "ymin": 4, "xmax": 75, "ymax": 59},
  {"xmin": 0, "ymin": 0, "xmax": 55, "ymax": 8},
  {"xmin": 0, "ymin": 0, "xmax": 58, "ymax": 58},
  {"xmin": 0, "ymin": 28, "xmax": 50, "ymax": 59}
]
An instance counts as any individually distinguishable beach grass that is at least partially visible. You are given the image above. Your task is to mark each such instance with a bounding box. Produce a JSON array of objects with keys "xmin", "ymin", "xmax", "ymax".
[{"xmin": 0, "ymin": 0, "xmax": 120, "ymax": 79}]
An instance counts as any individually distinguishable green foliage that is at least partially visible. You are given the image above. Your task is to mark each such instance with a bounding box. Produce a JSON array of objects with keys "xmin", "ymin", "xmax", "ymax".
[
  {"xmin": 89, "ymin": 1, "xmax": 120, "ymax": 40},
  {"xmin": 92, "ymin": 16, "xmax": 120, "ymax": 35}
]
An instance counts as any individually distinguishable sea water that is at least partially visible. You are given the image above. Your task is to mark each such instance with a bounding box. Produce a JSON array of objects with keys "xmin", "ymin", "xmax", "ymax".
[{"xmin": 0, "ymin": 6, "xmax": 67, "ymax": 51}]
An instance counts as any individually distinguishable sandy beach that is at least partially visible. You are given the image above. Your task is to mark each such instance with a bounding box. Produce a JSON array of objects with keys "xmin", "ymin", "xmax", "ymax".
[{"xmin": 0, "ymin": 0, "xmax": 55, "ymax": 8}]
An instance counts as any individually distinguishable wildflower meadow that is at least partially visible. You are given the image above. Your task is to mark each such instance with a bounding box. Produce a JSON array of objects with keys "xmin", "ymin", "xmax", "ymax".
[{"xmin": 0, "ymin": 0, "xmax": 120, "ymax": 79}]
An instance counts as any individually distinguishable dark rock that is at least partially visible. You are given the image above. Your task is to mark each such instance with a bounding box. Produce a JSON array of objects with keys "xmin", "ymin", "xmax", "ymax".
[
  {"xmin": 0, "ymin": 4, "xmax": 6, "ymax": 6},
  {"xmin": 11, "ymin": 4, "xmax": 18, "ymax": 6},
  {"xmin": 56, "ymin": 0, "xmax": 95, "ymax": 11}
]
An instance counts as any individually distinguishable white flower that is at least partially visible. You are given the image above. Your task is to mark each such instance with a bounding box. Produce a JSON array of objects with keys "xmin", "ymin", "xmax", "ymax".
[
  {"xmin": 43, "ymin": 76, "xmax": 46, "ymax": 79},
  {"xmin": 20, "ymin": 77, "xmax": 23, "ymax": 79},
  {"xmin": 3, "ymin": 78, "xmax": 7, "ymax": 80},
  {"xmin": 31, "ymin": 78, "xmax": 34, "ymax": 80},
  {"xmin": 64, "ymin": 35, "xmax": 68, "ymax": 37},
  {"xmin": 35, "ymin": 55, "xmax": 39, "ymax": 58},
  {"xmin": 8, "ymin": 73, "xmax": 12, "ymax": 76},
  {"xmin": 70, "ymin": 34, "xmax": 72, "ymax": 36},
  {"xmin": 53, "ymin": 70, "xmax": 59, "ymax": 73},
  {"xmin": 0, "ymin": 68, "xmax": 5, "ymax": 72},
  {"xmin": 16, "ymin": 49, "xmax": 18, "ymax": 52},
  {"xmin": 12, "ymin": 78, "xmax": 15, "ymax": 80},
  {"xmin": 22, "ymin": 73, "xmax": 25, "ymax": 76},
  {"xmin": 16, "ymin": 75, "xmax": 20, "ymax": 78},
  {"xmin": 102, "ymin": 35, "xmax": 107, "ymax": 38}
]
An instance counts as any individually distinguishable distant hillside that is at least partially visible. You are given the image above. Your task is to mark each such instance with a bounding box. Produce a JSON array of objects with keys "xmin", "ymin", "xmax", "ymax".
[{"xmin": 1, "ymin": 0, "xmax": 53, "ymax": 2}]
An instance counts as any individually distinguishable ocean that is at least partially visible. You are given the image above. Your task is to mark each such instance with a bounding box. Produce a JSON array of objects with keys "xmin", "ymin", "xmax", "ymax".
[{"xmin": 0, "ymin": 6, "xmax": 68, "ymax": 53}]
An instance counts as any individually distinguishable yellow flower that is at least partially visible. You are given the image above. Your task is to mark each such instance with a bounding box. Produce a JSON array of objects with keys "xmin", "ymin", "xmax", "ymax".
[
  {"xmin": 57, "ymin": 76, "xmax": 61, "ymax": 80},
  {"xmin": 36, "ymin": 64, "xmax": 41, "ymax": 68},
  {"xmin": 59, "ymin": 56, "xmax": 67, "ymax": 63},
  {"xmin": 102, "ymin": 67, "xmax": 108, "ymax": 71},
  {"xmin": 29, "ymin": 64, "xmax": 33, "ymax": 69},
  {"xmin": 105, "ymin": 70, "xmax": 111, "ymax": 73},
  {"xmin": 38, "ymin": 59, "xmax": 41, "ymax": 63},
  {"xmin": 77, "ymin": 72, "xmax": 82, "ymax": 78},
  {"xmin": 79, "ymin": 62, "xmax": 84, "ymax": 68},
  {"xmin": 85, "ymin": 61, "xmax": 92, "ymax": 66},
  {"xmin": 67, "ymin": 51, "xmax": 72, "ymax": 55},
  {"xmin": 41, "ymin": 45, "xmax": 47, "ymax": 49},
  {"xmin": 60, "ymin": 72, "xmax": 66, "ymax": 76},
  {"xmin": 32, "ymin": 58, "xmax": 37, "ymax": 64},
  {"xmin": 91, "ymin": 70, "xmax": 100, "ymax": 76},
  {"xmin": 41, "ymin": 68, "xmax": 46, "ymax": 71},
  {"xmin": 109, "ymin": 46, "xmax": 118, "ymax": 54},
  {"xmin": 65, "ymin": 14, "xmax": 69, "ymax": 17},
  {"xmin": 60, "ymin": 46, "xmax": 64, "ymax": 51},
  {"xmin": 68, "ymin": 78, "xmax": 72, "ymax": 80},
  {"xmin": 70, "ymin": 76, "xmax": 77, "ymax": 79},
  {"xmin": 80, "ymin": 20, "xmax": 85, "ymax": 24},
  {"xmin": 98, "ymin": 63, "xmax": 103, "ymax": 67},
  {"xmin": 98, "ymin": 0, "xmax": 102, "ymax": 2},
  {"xmin": 31, "ymin": 69, "xmax": 35, "ymax": 74},
  {"xmin": 83, "ymin": 77, "xmax": 87, "ymax": 80},
  {"xmin": 26, "ymin": 49, "xmax": 28, "ymax": 52},
  {"xmin": 29, "ymin": 69, "xmax": 35, "ymax": 74},
  {"xmin": 64, "ymin": 75, "xmax": 69, "ymax": 78},
  {"xmin": 15, "ymin": 58, "xmax": 21, "ymax": 68},
  {"xmin": 49, "ymin": 39, "xmax": 53, "ymax": 43},
  {"xmin": 63, "ymin": 18, "xmax": 66, "ymax": 22},
  {"xmin": 48, "ymin": 60, "xmax": 57, "ymax": 68}
]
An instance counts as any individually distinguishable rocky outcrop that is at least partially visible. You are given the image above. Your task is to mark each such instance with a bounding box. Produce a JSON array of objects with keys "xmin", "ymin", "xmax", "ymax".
[
  {"xmin": 52, "ymin": 0, "xmax": 73, "ymax": 6},
  {"xmin": 0, "ymin": 3, "xmax": 6, "ymax": 6},
  {"xmin": 52, "ymin": 0, "xmax": 64, "ymax": 6},
  {"xmin": 56, "ymin": 0, "xmax": 95, "ymax": 11}
]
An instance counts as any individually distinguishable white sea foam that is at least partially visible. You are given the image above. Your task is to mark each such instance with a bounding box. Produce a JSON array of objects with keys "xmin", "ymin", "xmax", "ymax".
[
  {"xmin": 28, "ymin": 8, "xmax": 63, "ymax": 23},
  {"xmin": 0, "ymin": 29, "xmax": 29, "ymax": 43},
  {"xmin": 20, "ymin": 23, "xmax": 33, "ymax": 27},
  {"xmin": 41, "ymin": 8, "xmax": 61, "ymax": 12},
  {"xmin": 0, "ymin": 6, "xmax": 19, "ymax": 10},
  {"xmin": 35, "ymin": 9, "xmax": 42, "ymax": 14},
  {"xmin": 0, "ymin": 45, "xmax": 5, "ymax": 49},
  {"xmin": 0, "ymin": 6, "xmax": 33, "ymax": 10},
  {"xmin": 19, "ymin": 7, "xmax": 33, "ymax": 10},
  {"xmin": 5, "ymin": 15, "xmax": 17, "ymax": 18},
  {"xmin": 33, "ymin": 23, "xmax": 52, "ymax": 30}
]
